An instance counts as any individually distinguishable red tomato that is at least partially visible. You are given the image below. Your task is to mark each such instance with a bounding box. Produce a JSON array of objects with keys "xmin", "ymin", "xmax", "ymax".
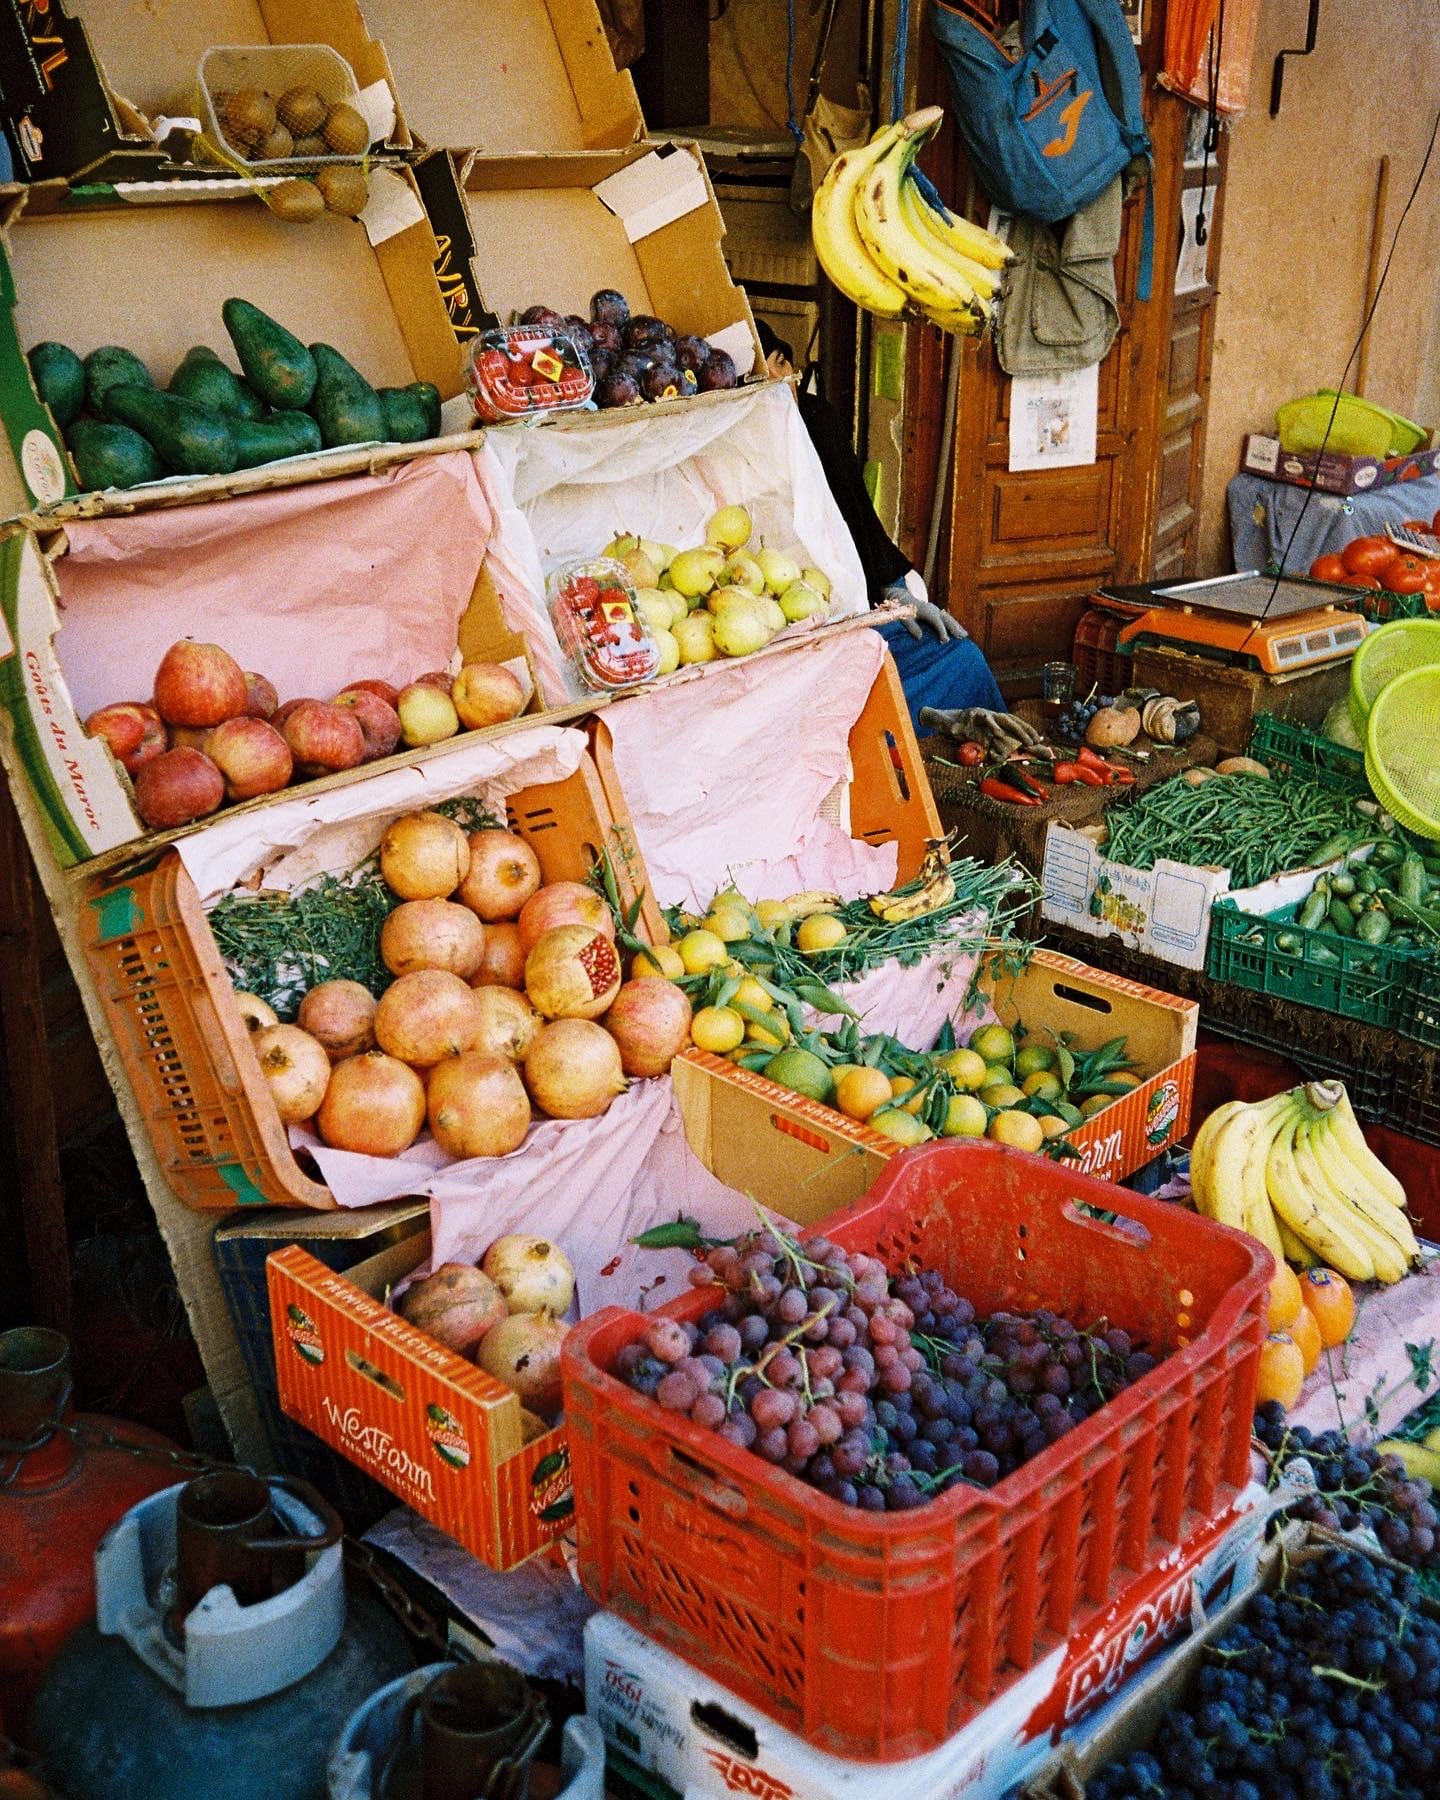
[
  {"xmin": 1403, "ymin": 520, "xmax": 1433, "ymax": 532},
  {"xmin": 1342, "ymin": 536, "xmax": 1399, "ymax": 578},
  {"xmin": 1309, "ymin": 554, "xmax": 1348, "ymax": 583},
  {"xmin": 1341, "ymin": 573, "xmax": 1383, "ymax": 591},
  {"xmin": 1433, "ymin": 508, "xmax": 1440, "ymax": 534},
  {"xmin": 1381, "ymin": 553, "xmax": 1430, "ymax": 594},
  {"xmin": 1423, "ymin": 562, "xmax": 1440, "ymax": 602}
]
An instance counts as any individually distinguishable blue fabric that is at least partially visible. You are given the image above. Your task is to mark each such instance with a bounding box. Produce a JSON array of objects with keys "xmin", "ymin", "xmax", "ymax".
[
  {"xmin": 1226, "ymin": 471, "xmax": 1440, "ymax": 575},
  {"xmin": 879, "ymin": 618, "xmax": 1005, "ymax": 736}
]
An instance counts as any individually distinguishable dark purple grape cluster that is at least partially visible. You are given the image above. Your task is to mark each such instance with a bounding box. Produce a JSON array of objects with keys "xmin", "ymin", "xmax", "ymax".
[
  {"xmin": 1254, "ymin": 1404, "xmax": 1440, "ymax": 1575},
  {"xmin": 1089, "ymin": 1543, "xmax": 1440, "ymax": 1800},
  {"xmin": 612, "ymin": 1228, "xmax": 1158, "ymax": 1512},
  {"xmin": 517, "ymin": 291, "xmax": 738, "ymax": 410}
]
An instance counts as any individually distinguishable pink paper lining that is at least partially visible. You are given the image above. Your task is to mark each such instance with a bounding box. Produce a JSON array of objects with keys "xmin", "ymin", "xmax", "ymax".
[
  {"xmin": 52, "ymin": 451, "xmax": 540, "ymax": 718},
  {"xmin": 601, "ymin": 629, "xmax": 897, "ymax": 912}
]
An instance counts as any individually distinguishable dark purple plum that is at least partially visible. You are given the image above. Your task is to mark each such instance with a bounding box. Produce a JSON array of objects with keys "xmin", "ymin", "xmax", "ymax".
[
  {"xmin": 698, "ymin": 348, "xmax": 738, "ymax": 392},
  {"xmin": 518, "ymin": 304, "xmax": 565, "ymax": 327},
  {"xmin": 623, "ymin": 314, "xmax": 670, "ymax": 350},
  {"xmin": 614, "ymin": 351, "xmax": 658, "ymax": 381},
  {"xmin": 587, "ymin": 347, "xmax": 615, "ymax": 384},
  {"xmin": 588, "ymin": 320, "xmax": 622, "ymax": 354},
  {"xmin": 595, "ymin": 371, "xmax": 642, "ymax": 408},
  {"xmin": 640, "ymin": 362, "xmax": 685, "ymax": 401},
  {"xmin": 562, "ymin": 316, "xmax": 595, "ymax": 355},
  {"xmin": 589, "ymin": 288, "xmax": 631, "ymax": 328},
  {"xmin": 676, "ymin": 368, "xmax": 699, "ymax": 398},
  {"xmin": 673, "ymin": 334, "xmax": 710, "ymax": 373}
]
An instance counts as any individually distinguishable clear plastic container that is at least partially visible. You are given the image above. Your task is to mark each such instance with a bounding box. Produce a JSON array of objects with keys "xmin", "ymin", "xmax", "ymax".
[
  {"xmin": 466, "ymin": 327, "xmax": 593, "ymax": 424},
  {"xmin": 549, "ymin": 559, "xmax": 661, "ymax": 692}
]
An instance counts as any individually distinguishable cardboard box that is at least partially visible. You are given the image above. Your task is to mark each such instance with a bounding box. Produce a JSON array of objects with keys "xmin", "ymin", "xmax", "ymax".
[
  {"xmin": 0, "ymin": 170, "xmax": 467, "ymax": 519},
  {"xmin": 358, "ymin": 0, "xmax": 643, "ymax": 158},
  {"xmin": 0, "ymin": 449, "xmax": 561, "ymax": 871},
  {"xmin": 586, "ymin": 1485, "xmax": 1273, "ymax": 1800},
  {"xmin": 268, "ymin": 1237, "xmax": 572, "ymax": 1571},
  {"xmin": 413, "ymin": 145, "xmax": 760, "ymax": 396},
  {"xmin": 1041, "ymin": 819, "xmax": 1358, "ymax": 974},
  {"xmin": 672, "ymin": 948, "xmax": 1198, "ymax": 1215},
  {"xmin": 1241, "ymin": 430, "xmax": 1440, "ymax": 497},
  {"xmin": 0, "ymin": 0, "xmax": 407, "ymax": 185}
]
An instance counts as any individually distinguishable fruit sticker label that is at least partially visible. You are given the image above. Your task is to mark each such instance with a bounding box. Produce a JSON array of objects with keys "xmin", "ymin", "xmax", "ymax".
[
  {"xmin": 425, "ymin": 1402, "xmax": 471, "ymax": 1471},
  {"xmin": 529, "ymin": 1446, "xmax": 573, "ymax": 1524},
  {"xmin": 1146, "ymin": 1079, "xmax": 1182, "ymax": 1148},
  {"xmin": 702, "ymin": 1750, "xmax": 797, "ymax": 1799},
  {"xmin": 284, "ymin": 1302, "xmax": 324, "ymax": 1365}
]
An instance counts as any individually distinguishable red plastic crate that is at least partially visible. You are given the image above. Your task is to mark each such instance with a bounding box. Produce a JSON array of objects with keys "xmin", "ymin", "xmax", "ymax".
[{"xmin": 561, "ymin": 1141, "xmax": 1269, "ymax": 1762}]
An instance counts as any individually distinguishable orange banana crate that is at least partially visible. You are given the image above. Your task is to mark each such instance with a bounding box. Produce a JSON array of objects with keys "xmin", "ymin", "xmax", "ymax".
[
  {"xmin": 77, "ymin": 749, "xmax": 652, "ymax": 1211},
  {"xmin": 589, "ymin": 648, "xmax": 943, "ymax": 916},
  {"xmin": 562, "ymin": 1141, "xmax": 1269, "ymax": 1761}
]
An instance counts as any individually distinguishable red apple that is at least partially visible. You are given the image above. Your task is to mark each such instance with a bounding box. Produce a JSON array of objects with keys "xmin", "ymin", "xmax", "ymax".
[
  {"xmin": 133, "ymin": 747, "xmax": 225, "ymax": 828},
  {"xmin": 243, "ymin": 672, "xmax": 279, "ymax": 719},
  {"xmin": 331, "ymin": 689, "xmax": 402, "ymax": 761},
  {"xmin": 272, "ymin": 697, "xmax": 315, "ymax": 731},
  {"xmin": 152, "ymin": 639, "xmax": 248, "ymax": 728},
  {"xmin": 414, "ymin": 670, "xmax": 454, "ymax": 692},
  {"xmin": 451, "ymin": 662, "xmax": 526, "ymax": 731},
  {"xmin": 280, "ymin": 699, "xmax": 365, "ymax": 776},
  {"xmin": 169, "ymin": 724, "xmax": 213, "ymax": 753},
  {"xmin": 340, "ymin": 678, "xmax": 400, "ymax": 709},
  {"xmin": 396, "ymin": 682, "xmax": 459, "ymax": 747},
  {"xmin": 85, "ymin": 701, "xmax": 168, "ymax": 775},
  {"xmin": 206, "ymin": 716, "xmax": 294, "ymax": 800}
]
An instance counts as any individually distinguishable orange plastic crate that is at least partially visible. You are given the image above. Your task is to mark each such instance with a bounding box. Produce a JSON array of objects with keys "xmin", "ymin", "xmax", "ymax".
[
  {"xmin": 562, "ymin": 1141, "xmax": 1269, "ymax": 1761},
  {"xmin": 77, "ymin": 750, "xmax": 653, "ymax": 1211}
]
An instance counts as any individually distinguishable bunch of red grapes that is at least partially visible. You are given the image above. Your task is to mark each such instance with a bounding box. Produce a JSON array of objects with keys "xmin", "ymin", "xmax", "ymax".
[{"xmin": 613, "ymin": 1227, "xmax": 1159, "ymax": 1512}]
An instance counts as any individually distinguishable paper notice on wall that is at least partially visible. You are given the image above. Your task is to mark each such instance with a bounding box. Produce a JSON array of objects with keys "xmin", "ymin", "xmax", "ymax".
[{"xmin": 1008, "ymin": 364, "xmax": 1099, "ymax": 472}]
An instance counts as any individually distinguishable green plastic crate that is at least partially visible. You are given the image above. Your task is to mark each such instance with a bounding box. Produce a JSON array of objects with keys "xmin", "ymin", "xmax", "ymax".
[
  {"xmin": 1247, "ymin": 713, "xmax": 1368, "ymax": 796},
  {"xmin": 1208, "ymin": 896, "xmax": 1440, "ymax": 1047}
]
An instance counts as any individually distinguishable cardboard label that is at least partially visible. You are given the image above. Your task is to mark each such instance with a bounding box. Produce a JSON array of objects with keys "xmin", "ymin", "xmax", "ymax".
[{"xmin": 596, "ymin": 147, "xmax": 710, "ymax": 243}]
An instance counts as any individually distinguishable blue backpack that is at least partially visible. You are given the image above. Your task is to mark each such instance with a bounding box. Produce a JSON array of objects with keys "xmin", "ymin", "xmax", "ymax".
[{"xmin": 930, "ymin": 0, "xmax": 1151, "ymax": 226}]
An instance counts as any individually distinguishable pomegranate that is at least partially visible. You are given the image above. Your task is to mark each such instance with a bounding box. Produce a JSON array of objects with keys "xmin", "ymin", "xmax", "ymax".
[
  {"xmin": 482, "ymin": 1235, "xmax": 575, "ymax": 1316},
  {"xmin": 205, "ymin": 715, "xmax": 293, "ymax": 800},
  {"xmin": 475, "ymin": 1312, "xmax": 568, "ymax": 1416},
  {"xmin": 152, "ymin": 639, "xmax": 248, "ymax": 727},
  {"xmin": 426, "ymin": 1052, "xmax": 532, "ymax": 1159},
  {"xmin": 316, "ymin": 1051, "xmax": 426, "ymax": 1155},
  {"xmin": 374, "ymin": 969, "xmax": 483, "ymax": 1067},
  {"xmin": 603, "ymin": 977, "xmax": 693, "ymax": 1077},
  {"xmin": 470, "ymin": 986, "xmax": 542, "ymax": 1061},
  {"xmin": 470, "ymin": 921, "xmax": 526, "ymax": 989},
  {"xmin": 281, "ymin": 699, "xmax": 365, "ymax": 776},
  {"xmin": 243, "ymin": 672, "xmax": 279, "ymax": 719},
  {"xmin": 380, "ymin": 899, "xmax": 486, "ymax": 980},
  {"xmin": 399, "ymin": 1263, "xmax": 507, "ymax": 1353},
  {"xmin": 517, "ymin": 880, "xmax": 615, "ymax": 954},
  {"xmin": 451, "ymin": 662, "xmax": 525, "ymax": 731},
  {"xmin": 456, "ymin": 828, "xmax": 541, "ymax": 922},
  {"xmin": 525, "ymin": 924, "xmax": 622, "ymax": 1020},
  {"xmin": 523, "ymin": 1018, "xmax": 626, "ymax": 1119},
  {"xmin": 133, "ymin": 747, "xmax": 225, "ymax": 828},
  {"xmin": 233, "ymin": 990, "xmax": 278, "ymax": 1036},
  {"xmin": 253, "ymin": 1023, "xmax": 331, "ymax": 1123},
  {"xmin": 380, "ymin": 811, "xmax": 470, "ymax": 900},
  {"xmin": 297, "ymin": 979, "xmax": 377, "ymax": 1060}
]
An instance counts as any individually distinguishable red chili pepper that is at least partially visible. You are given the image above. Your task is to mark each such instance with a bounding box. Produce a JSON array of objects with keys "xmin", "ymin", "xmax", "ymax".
[
  {"xmin": 1076, "ymin": 745, "xmax": 1111, "ymax": 772},
  {"xmin": 1054, "ymin": 762, "xmax": 1108, "ymax": 786},
  {"xmin": 1111, "ymin": 766, "xmax": 1136, "ymax": 784},
  {"xmin": 997, "ymin": 762, "xmax": 1046, "ymax": 798},
  {"xmin": 980, "ymin": 775, "xmax": 1043, "ymax": 806},
  {"xmin": 956, "ymin": 741, "xmax": 987, "ymax": 767}
]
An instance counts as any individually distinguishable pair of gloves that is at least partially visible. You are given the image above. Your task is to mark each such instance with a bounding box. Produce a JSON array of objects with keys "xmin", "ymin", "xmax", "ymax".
[
  {"xmin": 883, "ymin": 577, "xmax": 969, "ymax": 646},
  {"xmin": 882, "ymin": 576, "xmax": 1042, "ymax": 760}
]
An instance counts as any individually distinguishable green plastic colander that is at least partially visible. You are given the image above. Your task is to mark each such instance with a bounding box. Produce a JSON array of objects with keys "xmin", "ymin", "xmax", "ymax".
[
  {"xmin": 1366, "ymin": 664, "xmax": 1440, "ymax": 839},
  {"xmin": 1349, "ymin": 618, "xmax": 1440, "ymax": 733}
]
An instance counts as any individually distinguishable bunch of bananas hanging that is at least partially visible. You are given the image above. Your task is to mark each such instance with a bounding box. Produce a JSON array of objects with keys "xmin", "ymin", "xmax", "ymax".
[
  {"xmin": 1190, "ymin": 1082, "xmax": 1419, "ymax": 1285},
  {"xmin": 811, "ymin": 105, "xmax": 1012, "ymax": 335}
]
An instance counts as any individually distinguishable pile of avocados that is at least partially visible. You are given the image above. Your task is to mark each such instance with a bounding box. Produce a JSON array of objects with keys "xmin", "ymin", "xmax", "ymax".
[{"xmin": 29, "ymin": 299, "xmax": 442, "ymax": 493}]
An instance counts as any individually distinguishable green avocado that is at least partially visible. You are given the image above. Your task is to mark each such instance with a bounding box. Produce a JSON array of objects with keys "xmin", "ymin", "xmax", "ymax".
[
  {"xmin": 308, "ymin": 342, "xmax": 385, "ymax": 448},
  {"xmin": 83, "ymin": 345, "xmax": 154, "ymax": 421},
  {"xmin": 104, "ymin": 385, "xmax": 238, "ymax": 477},
  {"xmin": 168, "ymin": 346, "xmax": 265, "ymax": 421},
  {"xmin": 28, "ymin": 342, "xmax": 86, "ymax": 427},
  {"xmin": 221, "ymin": 298, "xmax": 318, "ymax": 411},
  {"xmin": 377, "ymin": 385, "xmax": 432, "ymax": 443},
  {"xmin": 230, "ymin": 410, "xmax": 323, "ymax": 469},
  {"xmin": 66, "ymin": 418, "xmax": 163, "ymax": 491}
]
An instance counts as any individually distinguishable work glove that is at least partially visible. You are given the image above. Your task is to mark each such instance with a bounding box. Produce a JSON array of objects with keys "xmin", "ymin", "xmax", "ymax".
[
  {"xmin": 920, "ymin": 706, "xmax": 1046, "ymax": 759},
  {"xmin": 887, "ymin": 589, "xmax": 969, "ymax": 643}
]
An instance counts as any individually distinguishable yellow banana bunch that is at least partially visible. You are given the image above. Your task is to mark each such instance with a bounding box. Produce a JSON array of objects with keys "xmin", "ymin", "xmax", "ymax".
[
  {"xmin": 1190, "ymin": 1082, "xmax": 1417, "ymax": 1284},
  {"xmin": 811, "ymin": 106, "xmax": 1012, "ymax": 336},
  {"xmin": 780, "ymin": 890, "xmax": 845, "ymax": 921},
  {"xmin": 868, "ymin": 844, "xmax": 955, "ymax": 923}
]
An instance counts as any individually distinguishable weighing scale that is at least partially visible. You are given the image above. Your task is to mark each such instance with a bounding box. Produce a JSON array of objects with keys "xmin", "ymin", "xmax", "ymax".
[{"xmin": 1110, "ymin": 572, "xmax": 1368, "ymax": 674}]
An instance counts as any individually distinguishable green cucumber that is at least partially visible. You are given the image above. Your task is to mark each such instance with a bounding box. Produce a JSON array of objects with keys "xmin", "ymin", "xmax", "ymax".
[
  {"xmin": 1328, "ymin": 897, "xmax": 1357, "ymax": 936},
  {"xmin": 1356, "ymin": 910, "xmax": 1392, "ymax": 946},
  {"xmin": 1297, "ymin": 889, "xmax": 1328, "ymax": 932}
]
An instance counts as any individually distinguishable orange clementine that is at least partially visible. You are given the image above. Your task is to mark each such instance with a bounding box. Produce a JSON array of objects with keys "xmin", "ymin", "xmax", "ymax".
[
  {"xmin": 1289, "ymin": 1303, "xmax": 1322, "ymax": 1376},
  {"xmin": 890, "ymin": 1075, "xmax": 928, "ymax": 1116},
  {"xmin": 1265, "ymin": 1261, "xmax": 1304, "ymax": 1332},
  {"xmin": 1301, "ymin": 1268, "xmax": 1355, "ymax": 1348},
  {"xmin": 1255, "ymin": 1332, "xmax": 1306, "ymax": 1411}
]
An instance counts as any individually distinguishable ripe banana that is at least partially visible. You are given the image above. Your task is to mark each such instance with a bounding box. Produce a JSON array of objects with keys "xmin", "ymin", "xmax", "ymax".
[
  {"xmin": 1374, "ymin": 1438, "xmax": 1440, "ymax": 1486},
  {"xmin": 1275, "ymin": 1217, "xmax": 1320, "ymax": 1269},
  {"xmin": 1302, "ymin": 1113, "xmax": 1418, "ymax": 1275},
  {"xmin": 811, "ymin": 124, "xmax": 909, "ymax": 319},
  {"xmin": 1264, "ymin": 1111, "xmax": 1375, "ymax": 1284},
  {"xmin": 1187, "ymin": 1100, "xmax": 1245, "ymax": 1209},
  {"xmin": 869, "ymin": 845, "xmax": 956, "ymax": 922},
  {"xmin": 782, "ymin": 890, "xmax": 844, "ymax": 921},
  {"xmin": 852, "ymin": 110, "xmax": 990, "ymax": 335},
  {"xmin": 905, "ymin": 181, "xmax": 1013, "ymax": 272},
  {"xmin": 1193, "ymin": 1093, "xmax": 1291, "ymax": 1262},
  {"xmin": 1318, "ymin": 1089, "xmax": 1408, "ymax": 1210},
  {"xmin": 1293, "ymin": 1118, "xmax": 1412, "ymax": 1284},
  {"xmin": 899, "ymin": 178, "xmax": 1003, "ymax": 303}
]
